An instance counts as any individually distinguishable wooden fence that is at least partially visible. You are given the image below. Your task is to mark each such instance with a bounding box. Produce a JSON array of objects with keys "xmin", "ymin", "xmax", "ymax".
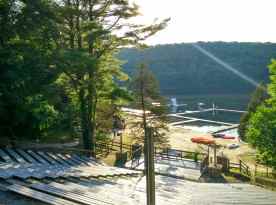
[
  {"xmin": 154, "ymin": 148, "xmax": 204, "ymax": 163},
  {"xmin": 8, "ymin": 139, "xmax": 208, "ymax": 169},
  {"xmin": 230, "ymin": 160, "xmax": 251, "ymax": 176},
  {"xmin": 254, "ymin": 164, "xmax": 276, "ymax": 179},
  {"xmin": 200, "ymin": 156, "xmax": 209, "ymax": 173},
  {"xmin": 96, "ymin": 140, "xmax": 132, "ymax": 156},
  {"xmin": 130, "ymin": 146, "xmax": 143, "ymax": 169},
  {"xmin": 6, "ymin": 138, "xmax": 133, "ymax": 159}
]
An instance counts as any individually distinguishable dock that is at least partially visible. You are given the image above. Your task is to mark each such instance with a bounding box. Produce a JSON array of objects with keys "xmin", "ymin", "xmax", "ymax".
[
  {"xmin": 176, "ymin": 108, "xmax": 213, "ymax": 115},
  {"xmin": 169, "ymin": 119, "xmax": 199, "ymax": 126},
  {"xmin": 215, "ymin": 108, "xmax": 246, "ymax": 113},
  {"xmin": 174, "ymin": 108, "xmax": 246, "ymax": 115},
  {"xmin": 169, "ymin": 114, "xmax": 235, "ymax": 126},
  {"xmin": 123, "ymin": 106, "xmax": 244, "ymax": 132},
  {"xmin": 211, "ymin": 124, "xmax": 240, "ymax": 134}
]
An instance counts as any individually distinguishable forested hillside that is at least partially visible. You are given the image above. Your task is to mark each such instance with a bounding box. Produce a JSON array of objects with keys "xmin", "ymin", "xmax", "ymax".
[{"xmin": 119, "ymin": 42, "xmax": 276, "ymax": 95}]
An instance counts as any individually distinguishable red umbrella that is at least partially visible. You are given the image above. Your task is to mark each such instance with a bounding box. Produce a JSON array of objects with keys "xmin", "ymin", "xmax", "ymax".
[{"xmin": 191, "ymin": 136, "xmax": 216, "ymax": 145}]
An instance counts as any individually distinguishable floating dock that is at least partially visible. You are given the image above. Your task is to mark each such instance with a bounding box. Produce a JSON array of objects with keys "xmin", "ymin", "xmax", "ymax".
[
  {"xmin": 211, "ymin": 124, "xmax": 240, "ymax": 134},
  {"xmin": 168, "ymin": 107, "xmax": 244, "ymax": 133},
  {"xmin": 215, "ymin": 108, "xmax": 246, "ymax": 113},
  {"xmin": 169, "ymin": 113, "xmax": 235, "ymax": 126}
]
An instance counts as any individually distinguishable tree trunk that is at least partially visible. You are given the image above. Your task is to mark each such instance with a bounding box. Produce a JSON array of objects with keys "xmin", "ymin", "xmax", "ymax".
[
  {"xmin": 75, "ymin": 0, "xmax": 82, "ymax": 49},
  {"xmin": 140, "ymin": 69, "xmax": 148, "ymax": 173},
  {"xmin": 85, "ymin": 1, "xmax": 97, "ymax": 157},
  {"xmin": 87, "ymin": 73, "xmax": 97, "ymax": 157},
  {"xmin": 67, "ymin": 0, "xmax": 75, "ymax": 49},
  {"xmin": 79, "ymin": 88, "xmax": 92, "ymax": 153},
  {"xmin": 91, "ymin": 85, "xmax": 98, "ymax": 157}
]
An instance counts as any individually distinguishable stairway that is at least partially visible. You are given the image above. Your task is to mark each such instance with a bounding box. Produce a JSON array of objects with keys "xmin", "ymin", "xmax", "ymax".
[{"xmin": 0, "ymin": 148, "xmax": 275, "ymax": 205}]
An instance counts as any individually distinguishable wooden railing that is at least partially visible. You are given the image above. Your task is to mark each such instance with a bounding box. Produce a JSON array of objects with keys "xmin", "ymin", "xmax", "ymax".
[
  {"xmin": 200, "ymin": 156, "xmax": 209, "ymax": 173},
  {"xmin": 95, "ymin": 140, "xmax": 133, "ymax": 156},
  {"xmin": 154, "ymin": 148, "xmax": 204, "ymax": 163},
  {"xmin": 230, "ymin": 160, "xmax": 251, "ymax": 176},
  {"xmin": 254, "ymin": 164, "xmax": 276, "ymax": 179},
  {"xmin": 130, "ymin": 146, "xmax": 143, "ymax": 169},
  {"xmin": 7, "ymin": 139, "xmax": 209, "ymax": 169}
]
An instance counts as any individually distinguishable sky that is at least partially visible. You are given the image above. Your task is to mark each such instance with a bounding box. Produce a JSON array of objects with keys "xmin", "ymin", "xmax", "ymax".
[{"xmin": 131, "ymin": 0, "xmax": 276, "ymax": 45}]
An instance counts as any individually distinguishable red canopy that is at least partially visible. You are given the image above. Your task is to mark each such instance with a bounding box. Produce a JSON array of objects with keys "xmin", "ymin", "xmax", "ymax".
[{"xmin": 191, "ymin": 136, "xmax": 216, "ymax": 145}]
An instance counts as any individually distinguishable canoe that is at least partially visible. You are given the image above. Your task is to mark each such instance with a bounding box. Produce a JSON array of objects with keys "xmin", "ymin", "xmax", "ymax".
[
  {"xmin": 191, "ymin": 136, "xmax": 215, "ymax": 145},
  {"xmin": 223, "ymin": 136, "xmax": 235, "ymax": 139}
]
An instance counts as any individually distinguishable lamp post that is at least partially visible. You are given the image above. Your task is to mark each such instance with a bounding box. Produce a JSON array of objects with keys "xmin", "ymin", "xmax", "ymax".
[{"xmin": 145, "ymin": 127, "xmax": 155, "ymax": 205}]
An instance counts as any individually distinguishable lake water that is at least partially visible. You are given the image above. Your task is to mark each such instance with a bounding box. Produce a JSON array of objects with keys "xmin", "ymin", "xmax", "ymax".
[
  {"xmin": 167, "ymin": 94, "xmax": 250, "ymax": 112},
  {"xmin": 166, "ymin": 94, "xmax": 251, "ymax": 136}
]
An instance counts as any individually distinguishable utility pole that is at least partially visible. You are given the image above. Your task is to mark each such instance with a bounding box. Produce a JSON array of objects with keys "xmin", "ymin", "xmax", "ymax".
[{"xmin": 145, "ymin": 127, "xmax": 155, "ymax": 205}]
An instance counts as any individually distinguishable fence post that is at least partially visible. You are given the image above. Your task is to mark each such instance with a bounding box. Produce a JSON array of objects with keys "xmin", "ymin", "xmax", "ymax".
[
  {"xmin": 214, "ymin": 145, "xmax": 217, "ymax": 167},
  {"xmin": 194, "ymin": 153, "xmax": 198, "ymax": 163},
  {"xmin": 267, "ymin": 167, "xmax": 269, "ymax": 177},
  {"xmin": 255, "ymin": 164, "xmax": 257, "ymax": 177},
  {"xmin": 239, "ymin": 160, "xmax": 242, "ymax": 173}
]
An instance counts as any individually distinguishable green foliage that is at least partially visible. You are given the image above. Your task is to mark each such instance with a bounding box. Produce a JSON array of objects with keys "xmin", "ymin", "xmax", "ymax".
[
  {"xmin": 55, "ymin": 0, "xmax": 169, "ymax": 152},
  {"xmin": 131, "ymin": 63, "xmax": 161, "ymax": 101},
  {"xmin": 28, "ymin": 95, "xmax": 59, "ymax": 135},
  {"xmin": 246, "ymin": 105, "xmax": 276, "ymax": 167},
  {"xmin": 0, "ymin": 0, "xmax": 168, "ymax": 149},
  {"xmin": 268, "ymin": 59, "xmax": 276, "ymax": 103},
  {"xmin": 238, "ymin": 83, "xmax": 267, "ymax": 140},
  {"xmin": 119, "ymin": 42, "xmax": 276, "ymax": 94},
  {"xmin": 0, "ymin": 0, "xmax": 61, "ymax": 141},
  {"xmin": 246, "ymin": 59, "xmax": 276, "ymax": 168}
]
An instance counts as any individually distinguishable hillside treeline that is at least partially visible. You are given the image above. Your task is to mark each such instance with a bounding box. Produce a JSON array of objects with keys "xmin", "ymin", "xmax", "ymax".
[{"xmin": 119, "ymin": 42, "xmax": 276, "ymax": 94}]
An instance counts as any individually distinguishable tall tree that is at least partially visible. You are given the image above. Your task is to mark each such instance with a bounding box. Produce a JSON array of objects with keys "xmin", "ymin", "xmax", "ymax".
[
  {"xmin": 0, "ymin": 0, "xmax": 62, "ymax": 142},
  {"xmin": 246, "ymin": 59, "xmax": 276, "ymax": 168},
  {"xmin": 56, "ymin": 0, "xmax": 169, "ymax": 155},
  {"xmin": 130, "ymin": 63, "xmax": 169, "ymax": 148},
  {"xmin": 130, "ymin": 63, "xmax": 168, "ymax": 205},
  {"xmin": 238, "ymin": 82, "xmax": 267, "ymax": 140}
]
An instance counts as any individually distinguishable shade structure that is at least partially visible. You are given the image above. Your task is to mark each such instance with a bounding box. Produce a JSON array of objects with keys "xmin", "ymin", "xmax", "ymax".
[{"xmin": 191, "ymin": 136, "xmax": 216, "ymax": 145}]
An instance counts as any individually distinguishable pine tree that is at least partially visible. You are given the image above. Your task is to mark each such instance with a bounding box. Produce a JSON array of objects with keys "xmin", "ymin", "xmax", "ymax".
[
  {"xmin": 130, "ymin": 63, "xmax": 169, "ymax": 149},
  {"xmin": 56, "ymin": 0, "xmax": 169, "ymax": 155},
  {"xmin": 130, "ymin": 63, "xmax": 169, "ymax": 205}
]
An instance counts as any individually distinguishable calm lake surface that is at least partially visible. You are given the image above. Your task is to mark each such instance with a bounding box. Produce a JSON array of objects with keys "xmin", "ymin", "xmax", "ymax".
[
  {"xmin": 167, "ymin": 94, "xmax": 250, "ymax": 121},
  {"xmin": 167, "ymin": 94, "xmax": 250, "ymax": 111}
]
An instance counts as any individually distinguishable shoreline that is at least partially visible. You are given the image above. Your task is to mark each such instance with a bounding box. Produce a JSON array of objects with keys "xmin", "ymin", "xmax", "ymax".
[{"xmin": 166, "ymin": 124, "xmax": 256, "ymax": 166}]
